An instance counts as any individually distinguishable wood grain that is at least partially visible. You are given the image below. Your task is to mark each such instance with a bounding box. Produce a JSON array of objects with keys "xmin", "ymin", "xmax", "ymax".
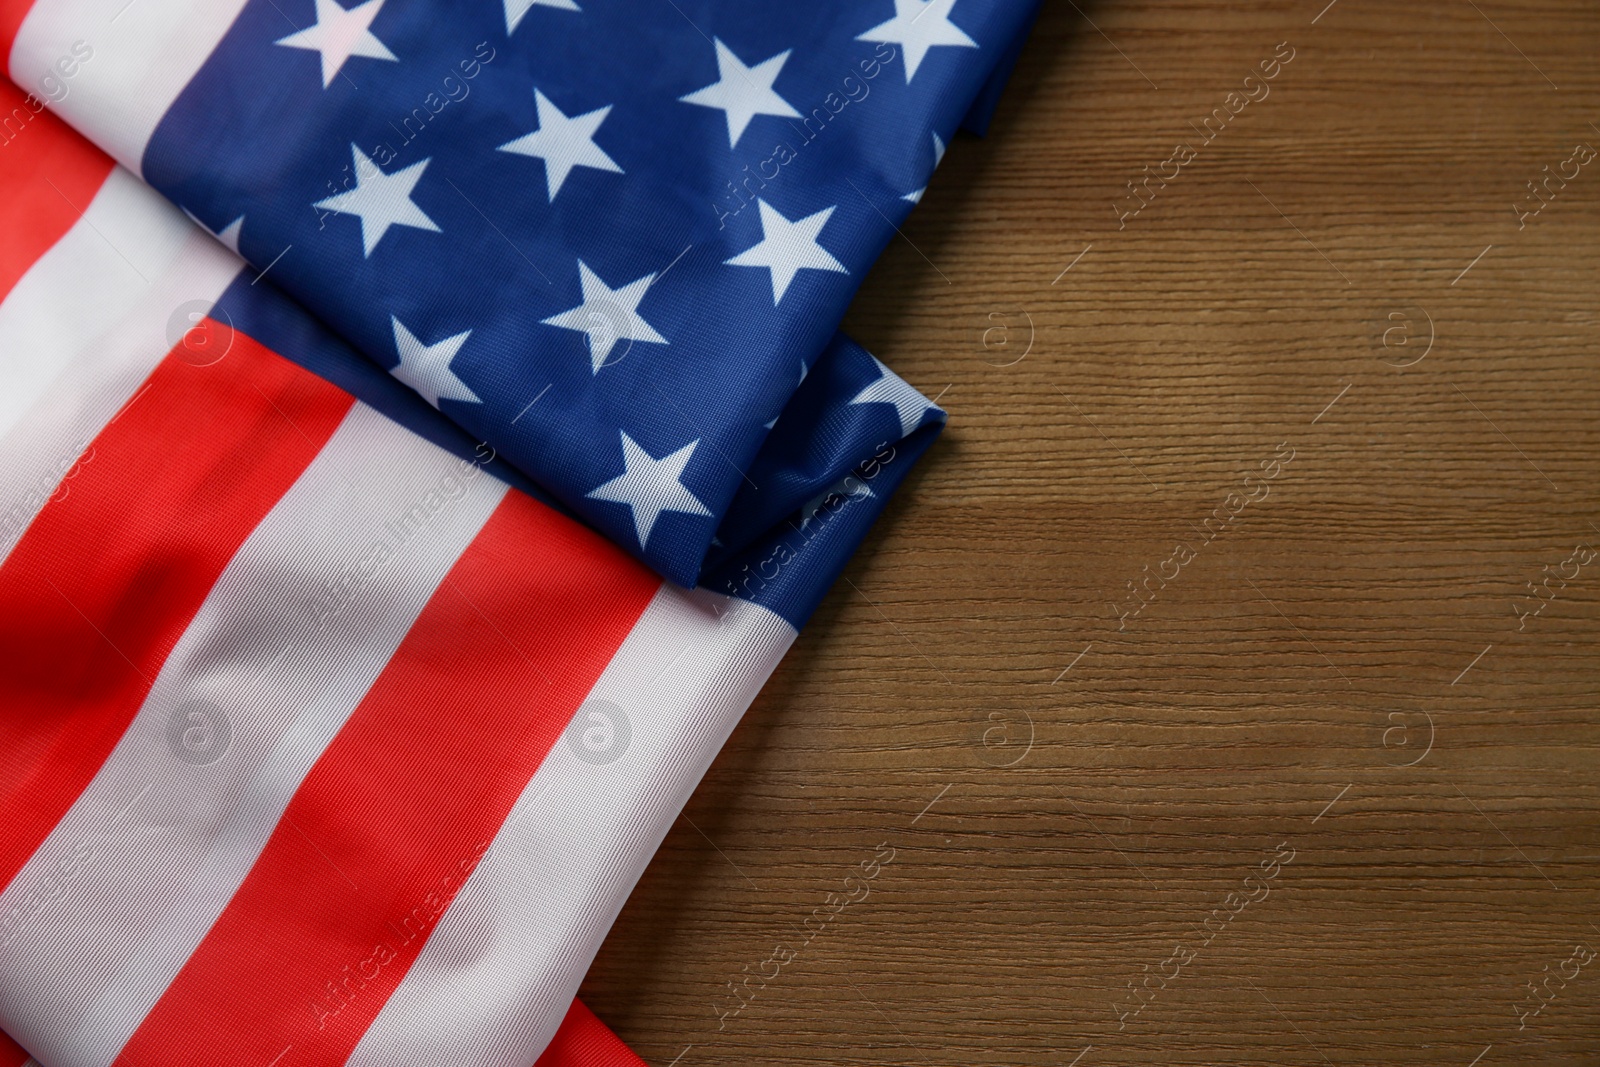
[{"xmin": 581, "ymin": 2, "xmax": 1600, "ymax": 1063}]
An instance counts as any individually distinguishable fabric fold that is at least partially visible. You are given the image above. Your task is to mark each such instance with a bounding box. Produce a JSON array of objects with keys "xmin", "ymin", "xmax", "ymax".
[
  {"xmin": 0, "ymin": 1, "xmax": 1041, "ymax": 1063},
  {"xmin": 0, "ymin": 78, "xmax": 973, "ymax": 1067}
]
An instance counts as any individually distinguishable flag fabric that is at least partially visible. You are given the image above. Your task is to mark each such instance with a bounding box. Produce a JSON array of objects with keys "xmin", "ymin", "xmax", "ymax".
[
  {"xmin": 1, "ymin": 0, "xmax": 1037, "ymax": 587},
  {"xmin": 0, "ymin": 82, "xmax": 940, "ymax": 1067},
  {"xmin": 0, "ymin": 84, "xmax": 799, "ymax": 1067},
  {"xmin": 0, "ymin": 1003, "xmax": 642, "ymax": 1067},
  {"xmin": 0, "ymin": 85, "xmax": 900, "ymax": 1067},
  {"xmin": 0, "ymin": 1, "xmax": 1039, "ymax": 1064}
]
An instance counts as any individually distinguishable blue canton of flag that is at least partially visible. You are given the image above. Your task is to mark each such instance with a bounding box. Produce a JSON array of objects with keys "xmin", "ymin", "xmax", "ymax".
[{"xmin": 142, "ymin": 0, "xmax": 1041, "ymax": 586}]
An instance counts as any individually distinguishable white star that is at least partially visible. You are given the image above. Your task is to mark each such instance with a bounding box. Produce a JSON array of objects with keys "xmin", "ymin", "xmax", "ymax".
[
  {"xmin": 903, "ymin": 131, "xmax": 948, "ymax": 203},
  {"xmin": 504, "ymin": 0, "xmax": 578, "ymax": 34},
  {"xmin": 587, "ymin": 432, "xmax": 713, "ymax": 548},
  {"xmin": 389, "ymin": 317, "xmax": 480, "ymax": 408},
  {"xmin": 857, "ymin": 0, "xmax": 977, "ymax": 83},
  {"xmin": 184, "ymin": 209, "xmax": 245, "ymax": 255},
  {"xmin": 679, "ymin": 38, "xmax": 801, "ymax": 148},
  {"xmin": 313, "ymin": 144, "xmax": 440, "ymax": 257},
  {"xmin": 725, "ymin": 200, "xmax": 848, "ymax": 305},
  {"xmin": 274, "ymin": 0, "xmax": 397, "ymax": 88},
  {"xmin": 498, "ymin": 90, "xmax": 623, "ymax": 202},
  {"xmin": 541, "ymin": 261, "xmax": 668, "ymax": 373},
  {"xmin": 849, "ymin": 355, "xmax": 938, "ymax": 437}
]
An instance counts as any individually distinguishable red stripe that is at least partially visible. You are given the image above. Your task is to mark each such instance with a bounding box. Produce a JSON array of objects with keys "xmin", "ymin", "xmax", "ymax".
[
  {"xmin": 0, "ymin": 0, "xmax": 34, "ymax": 86},
  {"xmin": 0, "ymin": 330, "xmax": 354, "ymax": 894},
  {"xmin": 0, "ymin": 78, "xmax": 115, "ymax": 305},
  {"xmin": 536, "ymin": 1002, "xmax": 647, "ymax": 1067},
  {"xmin": 114, "ymin": 490, "xmax": 659, "ymax": 1067},
  {"xmin": 0, "ymin": 1030, "xmax": 28, "ymax": 1067}
]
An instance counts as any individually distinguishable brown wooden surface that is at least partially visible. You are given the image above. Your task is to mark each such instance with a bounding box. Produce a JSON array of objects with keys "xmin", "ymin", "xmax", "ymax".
[{"xmin": 581, "ymin": 2, "xmax": 1600, "ymax": 1063}]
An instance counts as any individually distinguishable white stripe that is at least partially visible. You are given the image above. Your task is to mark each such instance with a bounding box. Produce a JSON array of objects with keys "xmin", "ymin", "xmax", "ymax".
[
  {"xmin": 0, "ymin": 404, "xmax": 509, "ymax": 1067},
  {"xmin": 349, "ymin": 589, "xmax": 796, "ymax": 1067},
  {"xmin": 9, "ymin": 0, "xmax": 250, "ymax": 175},
  {"xmin": 0, "ymin": 166, "xmax": 243, "ymax": 567}
]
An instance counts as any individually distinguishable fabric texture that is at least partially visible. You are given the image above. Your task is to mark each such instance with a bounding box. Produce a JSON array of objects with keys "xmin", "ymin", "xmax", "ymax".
[
  {"xmin": 0, "ymin": 0, "xmax": 1046, "ymax": 587},
  {"xmin": 0, "ymin": 1, "xmax": 1037, "ymax": 1063},
  {"xmin": 0, "ymin": 87, "xmax": 800, "ymax": 1067}
]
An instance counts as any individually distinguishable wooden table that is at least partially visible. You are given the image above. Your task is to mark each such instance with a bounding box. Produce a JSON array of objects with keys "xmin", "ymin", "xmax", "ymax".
[{"xmin": 582, "ymin": 2, "xmax": 1600, "ymax": 1062}]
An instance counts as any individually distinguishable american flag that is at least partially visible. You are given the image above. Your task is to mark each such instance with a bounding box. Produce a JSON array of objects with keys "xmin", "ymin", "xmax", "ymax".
[{"xmin": 0, "ymin": 0, "xmax": 1037, "ymax": 1063}]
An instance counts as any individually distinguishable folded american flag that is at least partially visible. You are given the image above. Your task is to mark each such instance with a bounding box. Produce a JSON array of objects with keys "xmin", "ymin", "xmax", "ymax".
[{"xmin": 0, "ymin": 0, "xmax": 1038, "ymax": 1064}]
